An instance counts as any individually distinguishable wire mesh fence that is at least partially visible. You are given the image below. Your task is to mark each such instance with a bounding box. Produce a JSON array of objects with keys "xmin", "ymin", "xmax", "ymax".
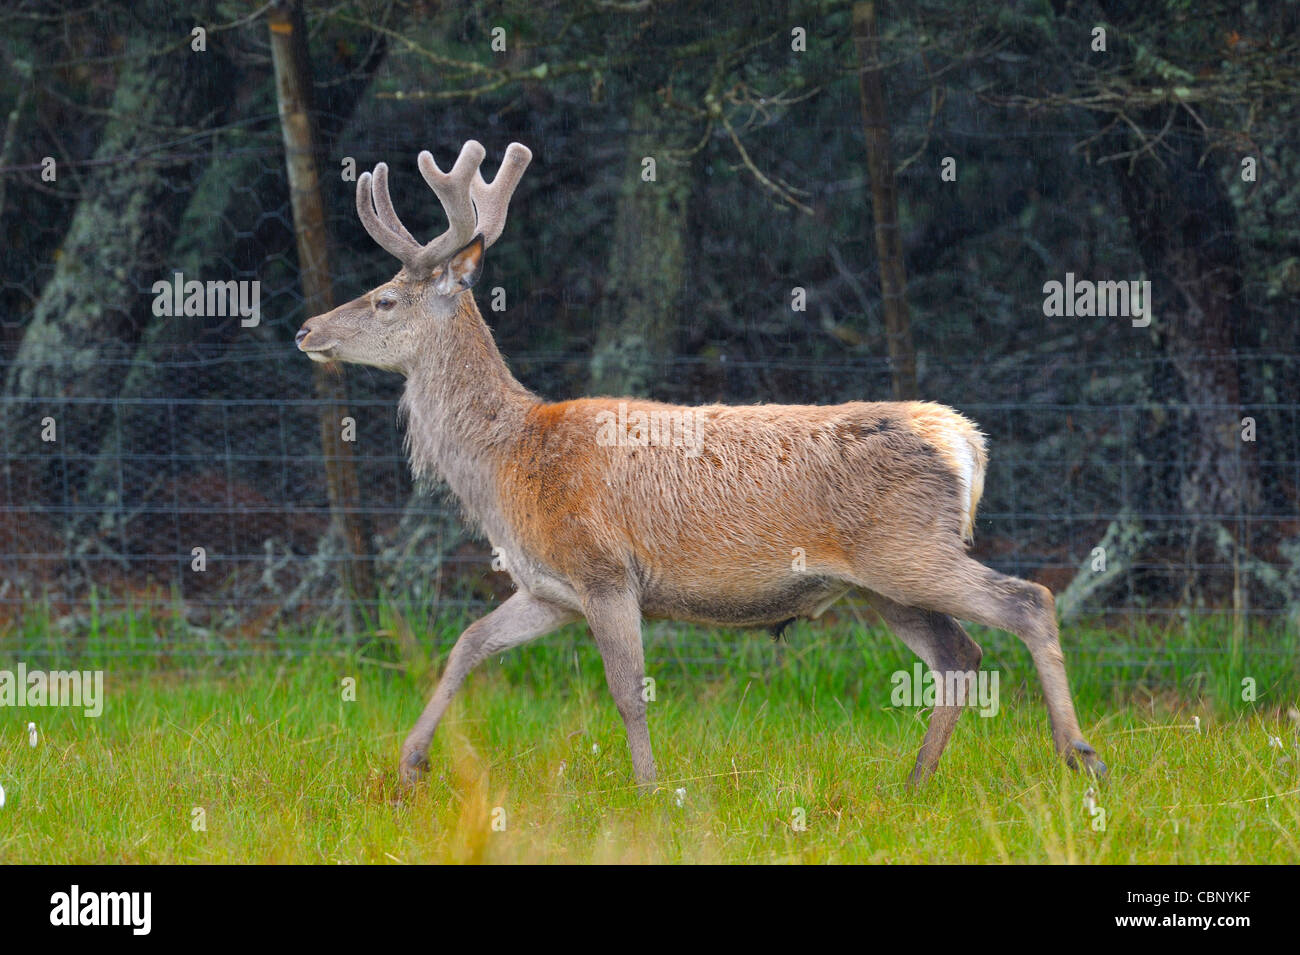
[{"xmin": 2, "ymin": 336, "xmax": 1295, "ymax": 643}]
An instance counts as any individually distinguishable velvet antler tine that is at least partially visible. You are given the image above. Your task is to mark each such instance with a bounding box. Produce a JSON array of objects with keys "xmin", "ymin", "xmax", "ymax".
[
  {"xmin": 470, "ymin": 142, "xmax": 533, "ymax": 249},
  {"xmin": 356, "ymin": 164, "xmax": 423, "ymax": 266},
  {"xmin": 414, "ymin": 140, "xmax": 484, "ymax": 269}
]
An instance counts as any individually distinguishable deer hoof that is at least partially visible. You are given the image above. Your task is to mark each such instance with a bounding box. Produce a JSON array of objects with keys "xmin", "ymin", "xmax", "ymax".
[
  {"xmin": 1069, "ymin": 739, "xmax": 1107, "ymax": 779},
  {"xmin": 905, "ymin": 763, "xmax": 935, "ymax": 791},
  {"xmin": 399, "ymin": 751, "xmax": 429, "ymax": 787}
]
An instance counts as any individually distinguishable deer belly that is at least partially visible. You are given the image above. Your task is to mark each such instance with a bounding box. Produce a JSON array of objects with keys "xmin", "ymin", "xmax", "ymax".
[{"xmin": 640, "ymin": 574, "xmax": 850, "ymax": 628}]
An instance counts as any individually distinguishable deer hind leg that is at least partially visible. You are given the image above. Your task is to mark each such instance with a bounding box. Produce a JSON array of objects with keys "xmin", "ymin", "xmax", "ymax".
[
  {"xmin": 865, "ymin": 591, "xmax": 983, "ymax": 788},
  {"xmin": 856, "ymin": 552, "xmax": 1105, "ymax": 778},
  {"xmin": 399, "ymin": 590, "xmax": 579, "ymax": 785}
]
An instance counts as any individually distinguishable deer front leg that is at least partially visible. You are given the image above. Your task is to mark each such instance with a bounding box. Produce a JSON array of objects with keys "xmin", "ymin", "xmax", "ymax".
[
  {"xmin": 582, "ymin": 589, "xmax": 657, "ymax": 790},
  {"xmin": 400, "ymin": 590, "xmax": 578, "ymax": 785}
]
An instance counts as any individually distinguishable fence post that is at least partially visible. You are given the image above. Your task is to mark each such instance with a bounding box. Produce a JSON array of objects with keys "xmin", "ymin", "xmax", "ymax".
[
  {"xmin": 853, "ymin": 1, "xmax": 918, "ymax": 401},
  {"xmin": 268, "ymin": 0, "xmax": 374, "ymax": 619}
]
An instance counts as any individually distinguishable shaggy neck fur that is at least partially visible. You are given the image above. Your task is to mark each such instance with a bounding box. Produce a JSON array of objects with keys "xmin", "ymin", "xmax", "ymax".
[{"xmin": 399, "ymin": 294, "xmax": 536, "ymax": 535}]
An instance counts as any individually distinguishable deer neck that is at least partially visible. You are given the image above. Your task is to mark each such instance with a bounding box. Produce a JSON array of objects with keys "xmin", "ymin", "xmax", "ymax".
[{"xmin": 399, "ymin": 293, "xmax": 535, "ymax": 533}]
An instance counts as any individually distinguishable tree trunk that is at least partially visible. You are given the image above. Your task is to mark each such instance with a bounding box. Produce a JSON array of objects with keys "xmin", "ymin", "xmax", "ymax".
[
  {"xmin": 1104, "ymin": 108, "xmax": 1256, "ymax": 601},
  {"xmin": 1087, "ymin": 0, "xmax": 1258, "ymax": 613},
  {"xmin": 853, "ymin": 1, "xmax": 918, "ymax": 401},
  {"xmin": 269, "ymin": 0, "xmax": 374, "ymax": 611},
  {"xmin": 3, "ymin": 7, "xmax": 227, "ymax": 505},
  {"xmin": 589, "ymin": 98, "xmax": 694, "ymax": 398}
]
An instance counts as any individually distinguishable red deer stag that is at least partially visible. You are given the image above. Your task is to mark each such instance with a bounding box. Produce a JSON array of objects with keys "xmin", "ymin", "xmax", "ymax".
[{"xmin": 295, "ymin": 140, "xmax": 1105, "ymax": 789}]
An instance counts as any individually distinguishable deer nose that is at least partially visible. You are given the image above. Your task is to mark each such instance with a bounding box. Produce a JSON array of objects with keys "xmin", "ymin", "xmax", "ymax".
[{"xmin": 295, "ymin": 325, "xmax": 311, "ymax": 347}]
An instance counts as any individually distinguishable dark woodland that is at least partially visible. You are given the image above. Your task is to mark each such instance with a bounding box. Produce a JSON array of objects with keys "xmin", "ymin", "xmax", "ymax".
[{"xmin": 1, "ymin": 0, "xmax": 1297, "ymax": 640}]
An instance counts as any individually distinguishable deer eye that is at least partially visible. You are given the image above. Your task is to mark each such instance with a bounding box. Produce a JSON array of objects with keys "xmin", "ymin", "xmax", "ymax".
[{"xmin": 376, "ymin": 295, "xmax": 397, "ymax": 311}]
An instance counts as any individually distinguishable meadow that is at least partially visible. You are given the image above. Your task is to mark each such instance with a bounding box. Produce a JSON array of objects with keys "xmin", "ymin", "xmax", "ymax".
[{"xmin": 1, "ymin": 601, "xmax": 1297, "ymax": 864}]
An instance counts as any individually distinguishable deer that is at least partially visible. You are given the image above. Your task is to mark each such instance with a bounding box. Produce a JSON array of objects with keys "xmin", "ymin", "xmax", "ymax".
[{"xmin": 295, "ymin": 139, "xmax": 1106, "ymax": 791}]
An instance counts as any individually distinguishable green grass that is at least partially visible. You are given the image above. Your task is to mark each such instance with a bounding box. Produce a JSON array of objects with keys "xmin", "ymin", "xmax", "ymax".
[{"xmin": 0, "ymin": 604, "xmax": 1297, "ymax": 863}]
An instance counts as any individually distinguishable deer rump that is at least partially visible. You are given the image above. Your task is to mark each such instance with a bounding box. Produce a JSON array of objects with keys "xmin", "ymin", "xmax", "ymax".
[{"xmin": 498, "ymin": 398, "xmax": 988, "ymax": 629}]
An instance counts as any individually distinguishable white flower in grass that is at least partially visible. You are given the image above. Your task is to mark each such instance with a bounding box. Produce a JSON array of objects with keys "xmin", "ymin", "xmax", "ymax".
[
  {"xmin": 1192, "ymin": 715, "xmax": 1201, "ymax": 735},
  {"xmin": 591, "ymin": 743, "xmax": 600, "ymax": 756},
  {"xmin": 27, "ymin": 723, "xmax": 37, "ymax": 748},
  {"xmin": 674, "ymin": 787, "xmax": 686, "ymax": 807},
  {"xmin": 0, "ymin": 783, "xmax": 5, "ymax": 808},
  {"xmin": 1275, "ymin": 736, "xmax": 1292, "ymax": 766}
]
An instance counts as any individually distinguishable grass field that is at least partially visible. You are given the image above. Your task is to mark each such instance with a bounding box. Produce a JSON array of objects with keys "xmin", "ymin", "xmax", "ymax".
[{"xmin": 1, "ymin": 602, "xmax": 1298, "ymax": 863}]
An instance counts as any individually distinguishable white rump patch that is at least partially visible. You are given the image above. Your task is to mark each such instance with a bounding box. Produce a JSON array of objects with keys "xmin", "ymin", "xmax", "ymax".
[{"xmin": 950, "ymin": 439, "xmax": 976, "ymax": 537}]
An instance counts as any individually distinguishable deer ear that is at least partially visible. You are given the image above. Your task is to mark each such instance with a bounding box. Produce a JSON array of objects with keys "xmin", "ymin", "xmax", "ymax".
[{"xmin": 434, "ymin": 234, "xmax": 484, "ymax": 295}]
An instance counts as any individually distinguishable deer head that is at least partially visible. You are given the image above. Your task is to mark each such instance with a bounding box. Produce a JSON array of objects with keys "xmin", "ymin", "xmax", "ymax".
[{"xmin": 295, "ymin": 140, "xmax": 532, "ymax": 374}]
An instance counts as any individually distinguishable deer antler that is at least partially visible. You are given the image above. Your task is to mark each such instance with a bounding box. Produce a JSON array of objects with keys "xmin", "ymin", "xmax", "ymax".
[
  {"xmin": 470, "ymin": 142, "xmax": 532, "ymax": 250},
  {"xmin": 354, "ymin": 141, "xmax": 532, "ymax": 276},
  {"xmin": 355, "ymin": 162, "xmax": 422, "ymax": 264},
  {"xmin": 414, "ymin": 140, "xmax": 484, "ymax": 267}
]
